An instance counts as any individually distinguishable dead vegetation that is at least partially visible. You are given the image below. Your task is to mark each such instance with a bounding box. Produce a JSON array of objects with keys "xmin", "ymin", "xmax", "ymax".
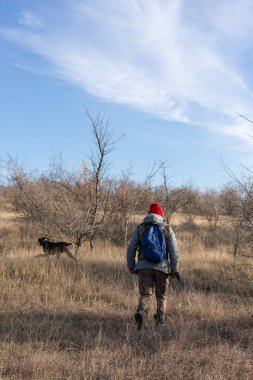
[{"xmin": 0, "ymin": 201, "xmax": 252, "ymax": 380}]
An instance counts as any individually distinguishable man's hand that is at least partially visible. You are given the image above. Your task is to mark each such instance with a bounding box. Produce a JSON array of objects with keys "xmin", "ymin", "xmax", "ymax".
[{"xmin": 169, "ymin": 270, "xmax": 181, "ymax": 281}]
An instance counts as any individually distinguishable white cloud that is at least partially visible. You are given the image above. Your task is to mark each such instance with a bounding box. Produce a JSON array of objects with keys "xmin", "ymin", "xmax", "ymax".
[
  {"xmin": 2, "ymin": 0, "xmax": 253, "ymax": 141},
  {"xmin": 19, "ymin": 11, "xmax": 43, "ymax": 29}
]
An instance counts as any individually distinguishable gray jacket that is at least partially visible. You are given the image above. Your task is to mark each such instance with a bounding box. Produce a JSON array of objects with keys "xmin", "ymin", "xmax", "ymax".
[{"xmin": 127, "ymin": 213, "xmax": 179, "ymax": 274}]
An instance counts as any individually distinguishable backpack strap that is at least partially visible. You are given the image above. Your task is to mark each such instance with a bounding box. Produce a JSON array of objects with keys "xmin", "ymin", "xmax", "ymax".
[
  {"xmin": 138, "ymin": 223, "xmax": 148, "ymax": 241},
  {"xmin": 137, "ymin": 223, "xmax": 147, "ymax": 261},
  {"xmin": 161, "ymin": 224, "xmax": 170, "ymax": 240}
]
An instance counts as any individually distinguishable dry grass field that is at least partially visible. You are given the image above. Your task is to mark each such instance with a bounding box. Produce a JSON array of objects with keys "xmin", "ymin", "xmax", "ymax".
[{"xmin": 0, "ymin": 202, "xmax": 253, "ymax": 379}]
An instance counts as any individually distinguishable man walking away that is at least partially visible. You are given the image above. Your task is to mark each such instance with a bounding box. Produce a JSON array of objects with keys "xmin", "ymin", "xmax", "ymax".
[{"xmin": 127, "ymin": 203, "xmax": 180, "ymax": 329}]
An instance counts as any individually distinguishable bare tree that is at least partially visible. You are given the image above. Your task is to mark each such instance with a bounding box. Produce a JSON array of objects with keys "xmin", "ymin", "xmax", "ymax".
[
  {"xmin": 7, "ymin": 112, "xmax": 114, "ymax": 253},
  {"xmin": 84, "ymin": 111, "xmax": 114, "ymax": 249},
  {"xmin": 158, "ymin": 162, "xmax": 195, "ymax": 222},
  {"xmin": 217, "ymin": 158, "xmax": 253, "ymax": 258},
  {"xmin": 116, "ymin": 162, "xmax": 161, "ymax": 249},
  {"xmin": 219, "ymin": 186, "xmax": 241, "ymax": 216}
]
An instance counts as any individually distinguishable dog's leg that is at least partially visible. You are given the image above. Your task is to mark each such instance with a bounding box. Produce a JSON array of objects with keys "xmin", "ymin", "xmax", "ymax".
[
  {"xmin": 56, "ymin": 252, "xmax": 62, "ymax": 260},
  {"xmin": 64, "ymin": 248, "xmax": 77, "ymax": 262},
  {"xmin": 43, "ymin": 247, "xmax": 50, "ymax": 258}
]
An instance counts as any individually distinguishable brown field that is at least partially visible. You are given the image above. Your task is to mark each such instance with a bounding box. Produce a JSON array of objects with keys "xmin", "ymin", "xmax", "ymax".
[{"xmin": 0, "ymin": 204, "xmax": 253, "ymax": 380}]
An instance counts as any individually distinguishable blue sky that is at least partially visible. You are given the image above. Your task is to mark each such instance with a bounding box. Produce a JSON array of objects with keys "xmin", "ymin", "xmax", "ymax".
[{"xmin": 1, "ymin": 0, "xmax": 253, "ymax": 189}]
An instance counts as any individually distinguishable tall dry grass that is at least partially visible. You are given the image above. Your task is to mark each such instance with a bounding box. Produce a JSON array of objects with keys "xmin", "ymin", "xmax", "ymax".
[{"xmin": 0, "ymin": 206, "xmax": 253, "ymax": 379}]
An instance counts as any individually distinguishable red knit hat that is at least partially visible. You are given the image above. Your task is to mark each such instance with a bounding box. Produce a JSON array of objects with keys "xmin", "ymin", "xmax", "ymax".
[{"xmin": 149, "ymin": 203, "xmax": 163, "ymax": 217}]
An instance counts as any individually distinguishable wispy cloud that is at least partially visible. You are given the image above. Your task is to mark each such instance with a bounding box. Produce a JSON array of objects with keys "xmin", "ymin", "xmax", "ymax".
[
  {"xmin": 1, "ymin": 0, "xmax": 253, "ymax": 140},
  {"xmin": 19, "ymin": 11, "xmax": 43, "ymax": 29}
]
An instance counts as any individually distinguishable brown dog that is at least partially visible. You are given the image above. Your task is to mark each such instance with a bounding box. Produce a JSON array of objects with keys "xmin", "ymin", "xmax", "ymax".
[{"xmin": 38, "ymin": 237, "xmax": 77, "ymax": 261}]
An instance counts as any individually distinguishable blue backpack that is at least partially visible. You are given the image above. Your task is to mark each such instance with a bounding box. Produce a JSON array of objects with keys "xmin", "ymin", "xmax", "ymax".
[{"xmin": 140, "ymin": 224, "xmax": 167, "ymax": 263}]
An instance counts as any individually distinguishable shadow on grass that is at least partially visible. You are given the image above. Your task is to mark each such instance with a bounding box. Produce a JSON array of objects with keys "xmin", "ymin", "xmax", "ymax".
[
  {"xmin": 0, "ymin": 310, "xmax": 128, "ymax": 351},
  {"xmin": 1, "ymin": 308, "xmax": 252, "ymax": 354},
  {"xmin": 0, "ymin": 309, "xmax": 179, "ymax": 357},
  {"xmin": 199, "ymin": 314, "xmax": 253, "ymax": 349}
]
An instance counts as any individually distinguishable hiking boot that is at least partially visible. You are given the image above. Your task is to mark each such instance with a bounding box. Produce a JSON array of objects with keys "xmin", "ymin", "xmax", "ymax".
[
  {"xmin": 135, "ymin": 309, "xmax": 147, "ymax": 330},
  {"xmin": 153, "ymin": 313, "xmax": 166, "ymax": 325}
]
